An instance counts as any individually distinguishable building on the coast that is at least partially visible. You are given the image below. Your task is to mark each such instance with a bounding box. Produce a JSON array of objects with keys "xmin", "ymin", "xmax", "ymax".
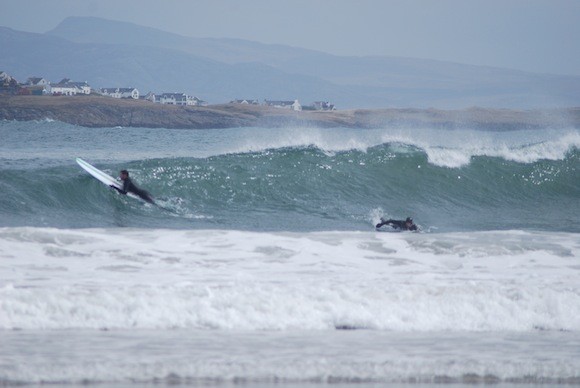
[
  {"xmin": 48, "ymin": 79, "xmax": 91, "ymax": 95},
  {"xmin": 99, "ymin": 88, "xmax": 121, "ymax": 98},
  {"xmin": 141, "ymin": 92, "xmax": 157, "ymax": 103},
  {"xmin": 118, "ymin": 88, "xmax": 139, "ymax": 99},
  {"xmin": 18, "ymin": 85, "xmax": 49, "ymax": 96},
  {"xmin": 230, "ymin": 99, "xmax": 259, "ymax": 105},
  {"xmin": 264, "ymin": 99, "xmax": 302, "ymax": 111},
  {"xmin": 99, "ymin": 87, "xmax": 139, "ymax": 99},
  {"xmin": 21, "ymin": 77, "xmax": 50, "ymax": 94},
  {"xmin": 48, "ymin": 79, "xmax": 79, "ymax": 95},
  {"xmin": 312, "ymin": 101, "xmax": 335, "ymax": 111},
  {"xmin": 0, "ymin": 71, "xmax": 10, "ymax": 81},
  {"xmin": 26, "ymin": 77, "xmax": 49, "ymax": 87},
  {"xmin": 158, "ymin": 93, "xmax": 206, "ymax": 106},
  {"xmin": 0, "ymin": 71, "xmax": 20, "ymax": 94},
  {"xmin": 69, "ymin": 81, "xmax": 91, "ymax": 95}
]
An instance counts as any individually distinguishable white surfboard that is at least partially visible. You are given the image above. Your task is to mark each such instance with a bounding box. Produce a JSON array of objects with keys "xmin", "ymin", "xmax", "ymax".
[{"xmin": 76, "ymin": 158, "xmax": 140, "ymax": 200}]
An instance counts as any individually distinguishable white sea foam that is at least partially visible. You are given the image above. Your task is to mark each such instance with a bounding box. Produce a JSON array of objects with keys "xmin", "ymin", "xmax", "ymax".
[
  {"xmin": 1, "ymin": 228, "xmax": 579, "ymax": 385},
  {"xmin": 376, "ymin": 128, "xmax": 579, "ymax": 168},
  {"xmin": 1, "ymin": 227, "xmax": 579, "ymax": 332},
  {"xmin": 231, "ymin": 126, "xmax": 579, "ymax": 168}
]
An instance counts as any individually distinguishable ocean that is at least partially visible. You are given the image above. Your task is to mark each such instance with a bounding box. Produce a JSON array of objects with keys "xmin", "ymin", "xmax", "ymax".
[{"xmin": 0, "ymin": 119, "xmax": 579, "ymax": 386}]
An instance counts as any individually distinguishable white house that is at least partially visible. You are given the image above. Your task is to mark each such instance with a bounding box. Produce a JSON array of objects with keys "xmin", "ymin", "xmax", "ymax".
[
  {"xmin": 230, "ymin": 99, "xmax": 259, "ymax": 105},
  {"xmin": 99, "ymin": 87, "xmax": 139, "ymax": 99},
  {"xmin": 69, "ymin": 81, "xmax": 91, "ymax": 95},
  {"xmin": 158, "ymin": 93, "xmax": 183, "ymax": 105},
  {"xmin": 48, "ymin": 79, "xmax": 91, "ymax": 95},
  {"xmin": 142, "ymin": 92, "xmax": 156, "ymax": 103},
  {"xmin": 99, "ymin": 88, "xmax": 120, "ymax": 98},
  {"xmin": 27, "ymin": 77, "xmax": 49, "ymax": 86},
  {"xmin": 48, "ymin": 79, "xmax": 79, "ymax": 95},
  {"xmin": 158, "ymin": 93, "xmax": 206, "ymax": 106},
  {"xmin": 118, "ymin": 88, "xmax": 139, "ymax": 99},
  {"xmin": 191, "ymin": 96, "xmax": 207, "ymax": 106},
  {"xmin": 264, "ymin": 99, "xmax": 302, "ymax": 111}
]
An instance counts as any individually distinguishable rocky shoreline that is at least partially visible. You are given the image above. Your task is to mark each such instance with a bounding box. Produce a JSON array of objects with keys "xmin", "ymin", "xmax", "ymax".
[{"xmin": 1, "ymin": 95, "xmax": 579, "ymax": 130}]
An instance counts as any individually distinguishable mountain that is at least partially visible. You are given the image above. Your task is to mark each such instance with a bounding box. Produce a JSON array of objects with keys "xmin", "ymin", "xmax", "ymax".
[{"xmin": 1, "ymin": 17, "xmax": 578, "ymax": 108}]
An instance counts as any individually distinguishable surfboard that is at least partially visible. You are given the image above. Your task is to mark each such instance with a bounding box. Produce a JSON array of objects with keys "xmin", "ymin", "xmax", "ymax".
[{"xmin": 76, "ymin": 158, "xmax": 140, "ymax": 200}]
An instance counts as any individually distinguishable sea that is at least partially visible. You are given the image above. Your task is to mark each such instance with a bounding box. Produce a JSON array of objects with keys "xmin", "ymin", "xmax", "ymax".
[{"xmin": 0, "ymin": 119, "xmax": 579, "ymax": 387}]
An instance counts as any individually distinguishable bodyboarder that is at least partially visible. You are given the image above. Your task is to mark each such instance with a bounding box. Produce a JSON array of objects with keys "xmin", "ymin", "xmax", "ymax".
[{"xmin": 376, "ymin": 217, "xmax": 417, "ymax": 231}]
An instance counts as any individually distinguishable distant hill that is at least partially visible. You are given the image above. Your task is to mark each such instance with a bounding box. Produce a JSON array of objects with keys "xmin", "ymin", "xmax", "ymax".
[{"xmin": 0, "ymin": 16, "xmax": 578, "ymax": 108}]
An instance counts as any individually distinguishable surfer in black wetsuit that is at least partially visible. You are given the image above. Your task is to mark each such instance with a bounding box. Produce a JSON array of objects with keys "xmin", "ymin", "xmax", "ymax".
[
  {"xmin": 376, "ymin": 217, "xmax": 417, "ymax": 231},
  {"xmin": 110, "ymin": 170, "xmax": 155, "ymax": 204}
]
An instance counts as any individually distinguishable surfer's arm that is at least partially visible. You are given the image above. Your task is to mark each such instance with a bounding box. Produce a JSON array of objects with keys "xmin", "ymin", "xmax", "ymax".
[
  {"xmin": 376, "ymin": 219, "xmax": 395, "ymax": 228},
  {"xmin": 109, "ymin": 185, "xmax": 127, "ymax": 194}
]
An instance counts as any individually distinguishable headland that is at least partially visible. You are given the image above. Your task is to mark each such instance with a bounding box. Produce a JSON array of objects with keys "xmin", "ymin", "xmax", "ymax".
[{"xmin": 1, "ymin": 95, "xmax": 578, "ymax": 130}]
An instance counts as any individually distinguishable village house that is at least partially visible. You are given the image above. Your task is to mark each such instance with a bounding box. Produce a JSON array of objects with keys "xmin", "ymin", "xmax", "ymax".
[
  {"xmin": 230, "ymin": 99, "xmax": 259, "ymax": 105},
  {"xmin": 69, "ymin": 81, "xmax": 90, "ymax": 95},
  {"xmin": 48, "ymin": 79, "xmax": 77, "ymax": 96},
  {"xmin": 141, "ymin": 92, "xmax": 157, "ymax": 103},
  {"xmin": 158, "ymin": 93, "xmax": 206, "ymax": 106},
  {"xmin": 0, "ymin": 71, "xmax": 19, "ymax": 94},
  {"xmin": 99, "ymin": 88, "xmax": 121, "ymax": 98},
  {"xmin": 0, "ymin": 71, "xmax": 15, "ymax": 84},
  {"xmin": 20, "ymin": 77, "xmax": 50, "ymax": 95},
  {"xmin": 312, "ymin": 101, "xmax": 335, "ymax": 111},
  {"xmin": 264, "ymin": 99, "xmax": 302, "ymax": 111},
  {"xmin": 26, "ymin": 77, "xmax": 49, "ymax": 87},
  {"xmin": 99, "ymin": 87, "xmax": 139, "ymax": 99},
  {"xmin": 48, "ymin": 79, "xmax": 91, "ymax": 95},
  {"xmin": 187, "ymin": 96, "xmax": 207, "ymax": 106},
  {"xmin": 119, "ymin": 88, "xmax": 139, "ymax": 99}
]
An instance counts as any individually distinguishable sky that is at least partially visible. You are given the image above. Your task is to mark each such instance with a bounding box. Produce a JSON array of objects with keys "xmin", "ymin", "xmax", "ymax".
[{"xmin": 2, "ymin": 0, "xmax": 579, "ymax": 76}]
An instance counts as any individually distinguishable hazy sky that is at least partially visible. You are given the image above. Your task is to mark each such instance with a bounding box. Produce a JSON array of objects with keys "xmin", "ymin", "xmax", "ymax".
[{"xmin": 2, "ymin": 0, "xmax": 579, "ymax": 75}]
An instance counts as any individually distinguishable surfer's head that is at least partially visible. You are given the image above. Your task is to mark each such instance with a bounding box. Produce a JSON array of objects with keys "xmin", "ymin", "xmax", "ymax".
[
  {"xmin": 405, "ymin": 217, "xmax": 413, "ymax": 225},
  {"xmin": 120, "ymin": 170, "xmax": 129, "ymax": 180}
]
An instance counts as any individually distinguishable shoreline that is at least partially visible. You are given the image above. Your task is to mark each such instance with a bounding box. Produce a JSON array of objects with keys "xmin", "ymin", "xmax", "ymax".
[{"xmin": 1, "ymin": 95, "xmax": 579, "ymax": 130}]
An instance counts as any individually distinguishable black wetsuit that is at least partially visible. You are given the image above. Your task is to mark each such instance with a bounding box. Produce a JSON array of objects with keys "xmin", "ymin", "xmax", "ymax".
[
  {"xmin": 112, "ymin": 177, "xmax": 154, "ymax": 204},
  {"xmin": 376, "ymin": 219, "xmax": 417, "ymax": 231}
]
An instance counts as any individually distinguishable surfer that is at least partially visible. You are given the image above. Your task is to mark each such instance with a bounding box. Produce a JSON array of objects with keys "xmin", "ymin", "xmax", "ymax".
[
  {"xmin": 110, "ymin": 170, "xmax": 155, "ymax": 204},
  {"xmin": 376, "ymin": 217, "xmax": 417, "ymax": 231}
]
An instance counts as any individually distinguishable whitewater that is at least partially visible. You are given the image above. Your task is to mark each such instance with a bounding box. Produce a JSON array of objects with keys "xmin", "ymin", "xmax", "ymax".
[{"xmin": 0, "ymin": 120, "xmax": 579, "ymax": 386}]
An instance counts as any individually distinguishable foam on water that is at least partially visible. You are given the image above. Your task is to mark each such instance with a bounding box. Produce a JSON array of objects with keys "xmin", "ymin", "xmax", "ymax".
[
  {"xmin": 1, "ymin": 227, "xmax": 579, "ymax": 332},
  {"xmin": 1, "ymin": 227, "xmax": 580, "ymax": 386}
]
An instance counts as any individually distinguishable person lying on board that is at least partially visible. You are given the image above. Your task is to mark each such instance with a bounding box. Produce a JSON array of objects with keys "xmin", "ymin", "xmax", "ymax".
[
  {"xmin": 376, "ymin": 217, "xmax": 417, "ymax": 231},
  {"xmin": 110, "ymin": 169, "xmax": 155, "ymax": 204}
]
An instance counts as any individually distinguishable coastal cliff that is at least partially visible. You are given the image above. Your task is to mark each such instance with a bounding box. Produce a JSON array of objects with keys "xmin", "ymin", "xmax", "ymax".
[{"xmin": 1, "ymin": 95, "xmax": 578, "ymax": 130}]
